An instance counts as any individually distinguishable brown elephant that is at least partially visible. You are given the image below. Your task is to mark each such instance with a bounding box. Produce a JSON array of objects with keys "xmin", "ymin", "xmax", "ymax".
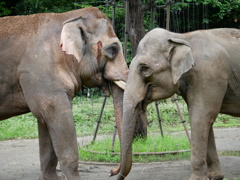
[
  {"xmin": 111, "ymin": 28, "xmax": 240, "ymax": 180},
  {"xmin": 0, "ymin": 7, "xmax": 128, "ymax": 180}
]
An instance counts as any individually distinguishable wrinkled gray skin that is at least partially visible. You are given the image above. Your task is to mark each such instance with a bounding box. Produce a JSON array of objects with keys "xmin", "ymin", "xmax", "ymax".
[
  {"xmin": 0, "ymin": 7, "xmax": 128, "ymax": 180},
  {"xmin": 112, "ymin": 28, "xmax": 240, "ymax": 180}
]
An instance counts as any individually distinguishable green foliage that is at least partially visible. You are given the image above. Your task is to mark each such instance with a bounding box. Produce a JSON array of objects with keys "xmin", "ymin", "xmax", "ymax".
[
  {"xmin": 169, "ymin": 0, "xmax": 240, "ymax": 30},
  {"xmin": 14, "ymin": 0, "xmax": 75, "ymax": 15},
  {"xmin": 0, "ymin": 1, "xmax": 11, "ymax": 16}
]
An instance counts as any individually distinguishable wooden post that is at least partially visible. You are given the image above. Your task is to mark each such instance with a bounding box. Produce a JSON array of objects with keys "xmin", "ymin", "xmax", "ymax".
[
  {"xmin": 112, "ymin": 0, "xmax": 116, "ymax": 30},
  {"xmin": 173, "ymin": 95, "xmax": 191, "ymax": 143},
  {"xmin": 166, "ymin": 0, "xmax": 171, "ymax": 31},
  {"xmin": 124, "ymin": 0, "xmax": 129, "ymax": 60},
  {"xmin": 92, "ymin": 96, "xmax": 107, "ymax": 143},
  {"xmin": 155, "ymin": 102, "xmax": 164, "ymax": 137}
]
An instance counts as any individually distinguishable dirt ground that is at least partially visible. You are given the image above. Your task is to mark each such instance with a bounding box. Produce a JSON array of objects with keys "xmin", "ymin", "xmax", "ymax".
[{"xmin": 0, "ymin": 127, "xmax": 239, "ymax": 180}]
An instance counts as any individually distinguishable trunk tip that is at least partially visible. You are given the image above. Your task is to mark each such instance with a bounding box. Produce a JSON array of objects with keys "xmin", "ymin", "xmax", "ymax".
[{"xmin": 110, "ymin": 165, "xmax": 120, "ymax": 177}]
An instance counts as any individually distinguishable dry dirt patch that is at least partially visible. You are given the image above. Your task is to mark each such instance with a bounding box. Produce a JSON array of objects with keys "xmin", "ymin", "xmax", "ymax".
[{"xmin": 0, "ymin": 128, "xmax": 239, "ymax": 180}]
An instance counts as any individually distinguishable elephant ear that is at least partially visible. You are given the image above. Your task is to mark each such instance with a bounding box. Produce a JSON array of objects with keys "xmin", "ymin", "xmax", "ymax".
[
  {"xmin": 60, "ymin": 17, "xmax": 87, "ymax": 62},
  {"xmin": 168, "ymin": 38, "xmax": 195, "ymax": 84}
]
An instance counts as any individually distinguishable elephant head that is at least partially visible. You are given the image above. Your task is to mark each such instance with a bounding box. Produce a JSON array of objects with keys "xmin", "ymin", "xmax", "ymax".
[
  {"xmin": 59, "ymin": 8, "xmax": 128, "ymax": 137},
  {"xmin": 111, "ymin": 28, "xmax": 195, "ymax": 179}
]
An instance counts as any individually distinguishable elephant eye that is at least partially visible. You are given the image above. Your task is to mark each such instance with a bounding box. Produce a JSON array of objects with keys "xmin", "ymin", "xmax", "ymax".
[
  {"xmin": 140, "ymin": 65, "xmax": 149, "ymax": 72},
  {"xmin": 140, "ymin": 64, "xmax": 152, "ymax": 78},
  {"xmin": 103, "ymin": 43, "xmax": 119, "ymax": 60}
]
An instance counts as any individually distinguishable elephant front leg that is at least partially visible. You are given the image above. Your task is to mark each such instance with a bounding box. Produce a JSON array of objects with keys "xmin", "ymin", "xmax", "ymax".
[
  {"xmin": 188, "ymin": 104, "xmax": 221, "ymax": 180},
  {"xmin": 187, "ymin": 80, "xmax": 227, "ymax": 180},
  {"xmin": 38, "ymin": 120, "xmax": 59, "ymax": 180},
  {"xmin": 207, "ymin": 126, "xmax": 224, "ymax": 180},
  {"xmin": 189, "ymin": 121, "xmax": 209, "ymax": 180},
  {"xmin": 20, "ymin": 76, "xmax": 81, "ymax": 180},
  {"xmin": 44, "ymin": 101, "xmax": 81, "ymax": 180}
]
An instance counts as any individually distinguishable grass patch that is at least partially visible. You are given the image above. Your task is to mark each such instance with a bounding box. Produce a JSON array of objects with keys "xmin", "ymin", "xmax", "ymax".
[
  {"xmin": 0, "ymin": 96, "xmax": 239, "ymax": 141},
  {"xmin": 0, "ymin": 96, "xmax": 239, "ymax": 162},
  {"xmin": 0, "ymin": 113, "xmax": 38, "ymax": 140},
  {"xmin": 219, "ymin": 151, "xmax": 240, "ymax": 157},
  {"xmin": 79, "ymin": 133, "xmax": 191, "ymax": 163}
]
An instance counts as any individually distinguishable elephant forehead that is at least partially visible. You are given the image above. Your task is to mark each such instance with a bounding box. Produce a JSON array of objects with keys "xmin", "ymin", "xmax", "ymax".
[
  {"xmin": 140, "ymin": 29, "xmax": 171, "ymax": 50},
  {"xmin": 78, "ymin": 7, "xmax": 115, "ymax": 35},
  {"xmin": 93, "ymin": 18, "xmax": 116, "ymax": 37},
  {"xmin": 136, "ymin": 43, "xmax": 168, "ymax": 61},
  {"xmin": 139, "ymin": 38, "xmax": 169, "ymax": 54}
]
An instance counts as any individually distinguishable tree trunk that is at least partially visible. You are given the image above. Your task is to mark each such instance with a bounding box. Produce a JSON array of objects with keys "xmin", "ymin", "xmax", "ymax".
[
  {"xmin": 127, "ymin": 0, "xmax": 149, "ymax": 138},
  {"xmin": 128, "ymin": 0, "xmax": 145, "ymax": 57}
]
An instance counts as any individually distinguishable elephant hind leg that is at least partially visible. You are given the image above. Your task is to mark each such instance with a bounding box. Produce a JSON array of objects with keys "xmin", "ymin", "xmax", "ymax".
[
  {"xmin": 38, "ymin": 120, "xmax": 60, "ymax": 180},
  {"xmin": 207, "ymin": 126, "xmax": 224, "ymax": 180}
]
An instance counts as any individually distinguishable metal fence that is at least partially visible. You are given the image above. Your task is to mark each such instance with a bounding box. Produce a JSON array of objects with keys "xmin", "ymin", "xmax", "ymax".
[{"xmin": 75, "ymin": 0, "xmax": 210, "ymax": 60}]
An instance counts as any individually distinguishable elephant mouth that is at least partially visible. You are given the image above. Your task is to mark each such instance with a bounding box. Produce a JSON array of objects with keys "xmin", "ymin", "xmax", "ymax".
[{"xmin": 100, "ymin": 80, "xmax": 126, "ymax": 97}]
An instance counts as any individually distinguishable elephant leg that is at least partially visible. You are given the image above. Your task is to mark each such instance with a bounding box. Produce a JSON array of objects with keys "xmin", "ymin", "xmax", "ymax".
[
  {"xmin": 189, "ymin": 112, "xmax": 210, "ymax": 180},
  {"xmin": 45, "ymin": 107, "xmax": 80, "ymax": 180},
  {"xmin": 38, "ymin": 120, "xmax": 59, "ymax": 180},
  {"xmin": 187, "ymin": 76, "xmax": 227, "ymax": 180},
  {"xmin": 188, "ymin": 92, "xmax": 226, "ymax": 179},
  {"xmin": 207, "ymin": 126, "xmax": 224, "ymax": 180},
  {"xmin": 20, "ymin": 76, "xmax": 81, "ymax": 180}
]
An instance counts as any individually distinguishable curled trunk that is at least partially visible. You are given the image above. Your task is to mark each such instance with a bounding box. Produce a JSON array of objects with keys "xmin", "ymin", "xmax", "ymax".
[{"xmin": 111, "ymin": 73, "xmax": 148, "ymax": 179}]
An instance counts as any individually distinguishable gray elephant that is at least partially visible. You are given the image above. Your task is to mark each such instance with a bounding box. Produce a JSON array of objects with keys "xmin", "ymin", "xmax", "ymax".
[
  {"xmin": 0, "ymin": 7, "xmax": 128, "ymax": 180},
  {"xmin": 111, "ymin": 28, "xmax": 240, "ymax": 180}
]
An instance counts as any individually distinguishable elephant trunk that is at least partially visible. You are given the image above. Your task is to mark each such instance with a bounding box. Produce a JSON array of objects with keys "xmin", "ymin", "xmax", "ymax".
[
  {"xmin": 111, "ymin": 103, "xmax": 138, "ymax": 179},
  {"xmin": 111, "ymin": 75, "xmax": 148, "ymax": 178},
  {"xmin": 111, "ymin": 83, "xmax": 124, "ymax": 140}
]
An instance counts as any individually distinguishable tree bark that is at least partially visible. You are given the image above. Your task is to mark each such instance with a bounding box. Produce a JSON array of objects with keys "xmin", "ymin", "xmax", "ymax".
[
  {"xmin": 124, "ymin": 0, "xmax": 155, "ymax": 138},
  {"xmin": 128, "ymin": 0, "xmax": 145, "ymax": 57}
]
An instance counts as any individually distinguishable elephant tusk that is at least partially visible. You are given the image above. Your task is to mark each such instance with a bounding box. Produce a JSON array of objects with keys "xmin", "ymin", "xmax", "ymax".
[{"xmin": 113, "ymin": 80, "xmax": 126, "ymax": 90}]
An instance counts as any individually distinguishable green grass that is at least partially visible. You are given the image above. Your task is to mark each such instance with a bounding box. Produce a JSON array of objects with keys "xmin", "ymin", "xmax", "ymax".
[
  {"xmin": 0, "ymin": 96, "xmax": 240, "ymax": 141},
  {"xmin": 219, "ymin": 151, "xmax": 240, "ymax": 157},
  {"xmin": 79, "ymin": 133, "xmax": 191, "ymax": 163},
  {"xmin": 0, "ymin": 96, "xmax": 239, "ymax": 162},
  {"xmin": 0, "ymin": 113, "xmax": 38, "ymax": 140}
]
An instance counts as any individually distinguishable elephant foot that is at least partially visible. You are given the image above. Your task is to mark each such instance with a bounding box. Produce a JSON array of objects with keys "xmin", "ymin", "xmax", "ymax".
[
  {"xmin": 208, "ymin": 172, "xmax": 224, "ymax": 180},
  {"xmin": 208, "ymin": 170, "xmax": 224, "ymax": 180},
  {"xmin": 189, "ymin": 174, "xmax": 209, "ymax": 180},
  {"xmin": 39, "ymin": 171, "xmax": 82, "ymax": 180},
  {"xmin": 38, "ymin": 173, "xmax": 61, "ymax": 180},
  {"xmin": 208, "ymin": 177, "xmax": 224, "ymax": 180}
]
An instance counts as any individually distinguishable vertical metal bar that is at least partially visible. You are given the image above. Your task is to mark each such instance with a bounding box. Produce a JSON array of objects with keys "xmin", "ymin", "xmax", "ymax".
[
  {"xmin": 155, "ymin": 102, "xmax": 164, "ymax": 137},
  {"xmin": 111, "ymin": 124, "xmax": 118, "ymax": 152},
  {"xmin": 166, "ymin": 0, "xmax": 171, "ymax": 31},
  {"xmin": 150, "ymin": 1, "xmax": 154, "ymax": 29},
  {"xmin": 173, "ymin": 95, "xmax": 191, "ymax": 143},
  {"xmin": 92, "ymin": 96, "xmax": 107, "ymax": 143},
  {"xmin": 112, "ymin": 0, "xmax": 116, "ymax": 30},
  {"xmin": 124, "ymin": 0, "xmax": 129, "ymax": 60}
]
